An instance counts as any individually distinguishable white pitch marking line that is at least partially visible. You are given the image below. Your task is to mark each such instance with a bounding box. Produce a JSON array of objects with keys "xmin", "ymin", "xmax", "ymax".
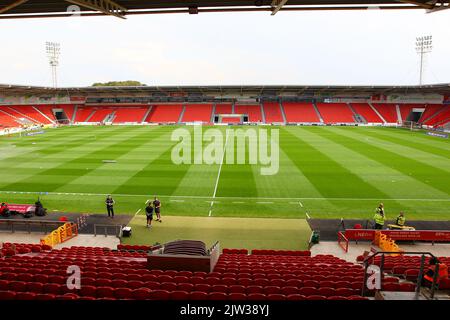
[
  {"xmin": 134, "ymin": 209, "xmax": 141, "ymax": 216},
  {"xmin": 306, "ymin": 212, "xmax": 311, "ymax": 219},
  {"xmin": 299, "ymin": 201, "xmax": 304, "ymax": 207},
  {"xmin": 170, "ymin": 199, "xmax": 185, "ymax": 202},
  {"xmin": 232, "ymin": 201, "xmax": 245, "ymax": 204},
  {"xmin": 257, "ymin": 201, "xmax": 273, "ymax": 204},
  {"xmin": 0, "ymin": 190, "xmax": 449, "ymax": 202},
  {"xmin": 208, "ymin": 131, "xmax": 229, "ymax": 217}
]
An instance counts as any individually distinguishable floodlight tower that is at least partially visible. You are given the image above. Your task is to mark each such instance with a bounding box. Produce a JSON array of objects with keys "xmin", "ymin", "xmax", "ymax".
[
  {"xmin": 46, "ymin": 42, "xmax": 61, "ymax": 88},
  {"xmin": 415, "ymin": 35, "xmax": 432, "ymax": 85}
]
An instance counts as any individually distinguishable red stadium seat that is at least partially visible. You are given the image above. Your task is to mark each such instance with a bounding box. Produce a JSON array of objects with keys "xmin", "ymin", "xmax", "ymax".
[
  {"xmin": 35, "ymin": 293, "xmax": 56, "ymax": 300},
  {"xmin": 247, "ymin": 293, "xmax": 267, "ymax": 301},
  {"xmin": 190, "ymin": 291, "xmax": 209, "ymax": 300},
  {"xmin": 298, "ymin": 287, "xmax": 318, "ymax": 296},
  {"xmin": 170, "ymin": 291, "xmax": 189, "ymax": 300},
  {"xmin": 335, "ymin": 288, "xmax": 355, "ymax": 297},
  {"xmin": 43, "ymin": 283, "xmax": 62, "ymax": 295},
  {"xmin": 96, "ymin": 286, "xmax": 115, "ymax": 298},
  {"xmin": 328, "ymin": 295, "xmax": 349, "ymax": 301},
  {"xmin": 306, "ymin": 295, "xmax": 327, "ymax": 300},
  {"xmin": 0, "ymin": 290, "xmax": 16, "ymax": 300},
  {"xmin": 318, "ymin": 287, "xmax": 336, "ymax": 297},
  {"xmin": 398, "ymin": 282, "xmax": 416, "ymax": 292},
  {"xmin": 114, "ymin": 288, "xmax": 133, "ymax": 299},
  {"xmin": 246, "ymin": 286, "xmax": 264, "ymax": 294},
  {"xmin": 132, "ymin": 288, "xmax": 151, "ymax": 300},
  {"xmin": 16, "ymin": 292, "xmax": 36, "ymax": 300},
  {"xmin": 228, "ymin": 293, "xmax": 247, "ymax": 301},
  {"xmin": 208, "ymin": 292, "xmax": 228, "ymax": 300},
  {"xmin": 150, "ymin": 290, "xmax": 170, "ymax": 300},
  {"xmin": 8, "ymin": 281, "xmax": 28, "ymax": 292},
  {"xmin": 266, "ymin": 293, "xmax": 285, "ymax": 301}
]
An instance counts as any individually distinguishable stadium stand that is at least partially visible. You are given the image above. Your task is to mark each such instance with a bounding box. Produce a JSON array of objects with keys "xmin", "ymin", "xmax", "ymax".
[
  {"xmin": 315, "ymin": 103, "xmax": 355, "ymax": 123},
  {"xmin": 419, "ymin": 104, "xmax": 446, "ymax": 124},
  {"xmin": 74, "ymin": 107, "xmax": 96, "ymax": 123},
  {"xmin": 112, "ymin": 107, "xmax": 149, "ymax": 123},
  {"xmin": 145, "ymin": 105, "xmax": 183, "ymax": 123},
  {"xmin": 263, "ymin": 103, "xmax": 284, "ymax": 123},
  {"xmin": 424, "ymin": 108, "xmax": 450, "ymax": 127},
  {"xmin": 398, "ymin": 104, "xmax": 416, "ymax": 122},
  {"xmin": 0, "ymin": 103, "xmax": 448, "ymax": 128},
  {"xmin": 372, "ymin": 103, "xmax": 399, "ymax": 123},
  {"xmin": 8, "ymin": 106, "xmax": 52, "ymax": 124},
  {"xmin": 0, "ymin": 243, "xmax": 376, "ymax": 300},
  {"xmin": 214, "ymin": 104, "xmax": 233, "ymax": 115},
  {"xmin": 0, "ymin": 109, "xmax": 20, "ymax": 128},
  {"xmin": 88, "ymin": 108, "xmax": 115, "ymax": 123},
  {"xmin": 350, "ymin": 103, "xmax": 384, "ymax": 123},
  {"xmin": 282, "ymin": 102, "xmax": 320, "ymax": 123},
  {"xmin": 181, "ymin": 104, "xmax": 213, "ymax": 123},
  {"xmin": 34, "ymin": 106, "xmax": 56, "ymax": 123},
  {"xmin": 234, "ymin": 105, "xmax": 263, "ymax": 123}
]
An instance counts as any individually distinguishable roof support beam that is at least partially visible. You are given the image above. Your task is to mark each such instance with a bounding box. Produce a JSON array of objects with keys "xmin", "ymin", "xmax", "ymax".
[
  {"xmin": 64, "ymin": 0, "xmax": 127, "ymax": 18},
  {"xmin": 271, "ymin": 0, "xmax": 289, "ymax": 15},
  {"xmin": 0, "ymin": 0, "xmax": 28, "ymax": 14}
]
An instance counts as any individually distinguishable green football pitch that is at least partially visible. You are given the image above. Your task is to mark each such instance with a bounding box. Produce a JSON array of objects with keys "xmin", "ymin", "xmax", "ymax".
[{"xmin": 0, "ymin": 125, "xmax": 449, "ymax": 221}]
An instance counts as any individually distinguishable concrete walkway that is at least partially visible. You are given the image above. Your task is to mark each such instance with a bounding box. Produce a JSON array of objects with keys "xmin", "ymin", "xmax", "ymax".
[
  {"xmin": 0, "ymin": 232, "xmax": 119, "ymax": 250},
  {"xmin": 311, "ymin": 241, "xmax": 450, "ymax": 262}
]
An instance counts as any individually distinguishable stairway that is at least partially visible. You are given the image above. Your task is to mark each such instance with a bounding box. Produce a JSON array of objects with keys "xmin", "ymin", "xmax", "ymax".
[
  {"xmin": 312, "ymin": 102, "xmax": 324, "ymax": 123},
  {"xmin": 178, "ymin": 105, "xmax": 186, "ymax": 123},
  {"xmin": 142, "ymin": 106, "xmax": 152, "ymax": 123},
  {"xmin": 279, "ymin": 101, "xmax": 287, "ymax": 124},
  {"xmin": 260, "ymin": 103, "xmax": 266, "ymax": 124},
  {"xmin": 368, "ymin": 102, "xmax": 387, "ymax": 124}
]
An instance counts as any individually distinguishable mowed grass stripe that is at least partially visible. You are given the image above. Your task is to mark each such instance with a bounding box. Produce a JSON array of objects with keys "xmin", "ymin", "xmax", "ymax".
[
  {"xmin": 215, "ymin": 128, "xmax": 258, "ymax": 198},
  {"xmin": 280, "ymin": 128, "xmax": 388, "ymax": 199},
  {"xmin": 0, "ymin": 126, "xmax": 124, "ymax": 186},
  {"xmin": 171, "ymin": 127, "xmax": 221, "ymax": 197},
  {"xmin": 334, "ymin": 127, "xmax": 450, "ymax": 173},
  {"xmin": 291, "ymin": 127, "xmax": 447, "ymax": 218},
  {"xmin": 359, "ymin": 127, "xmax": 450, "ymax": 160},
  {"xmin": 368, "ymin": 127, "xmax": 450, "ymax": 152},
  {"xmin": 1, "ymin": 126, "xmax": 149, "ymax": 192},
  {"xmin": 112, "ymin": 126, "xmax": 194, "ymax": 196},
  {"xmin": 53, "ymin": 127, "xmax": 171, "ymax": 194},
  {"xmin": 329, "ymin": 127, "xmax": 450, "ymax": 196},
  {"xmin": 0, "ymin": 126, "xmax": 116, "ymax": 167}
]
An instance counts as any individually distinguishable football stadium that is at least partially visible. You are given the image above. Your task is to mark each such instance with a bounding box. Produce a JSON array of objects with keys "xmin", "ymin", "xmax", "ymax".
[{"xmin": 0, "ymin": 0, "xmax": 449, "ymax": 309}]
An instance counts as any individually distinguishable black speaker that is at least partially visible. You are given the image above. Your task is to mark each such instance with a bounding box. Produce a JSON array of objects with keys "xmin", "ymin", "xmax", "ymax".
[
  {"xmin": 214, "ymin": 116, "xmax": 219, "ymax": 123},
  {"xmin": 243, "ymin": 116, "xmax": 248, "ymax": 122}
]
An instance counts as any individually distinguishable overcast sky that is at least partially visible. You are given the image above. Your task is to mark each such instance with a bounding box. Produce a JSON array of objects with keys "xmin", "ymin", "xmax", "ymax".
[{"xmin": 0, "ymin": 9, "xmax": 449, "ymax": 87}]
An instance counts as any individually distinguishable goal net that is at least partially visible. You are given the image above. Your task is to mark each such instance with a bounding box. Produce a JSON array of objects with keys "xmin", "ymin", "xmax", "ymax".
[{"xmin": 399, "ymin": 121, "xmax": 423, "ymax": 131}]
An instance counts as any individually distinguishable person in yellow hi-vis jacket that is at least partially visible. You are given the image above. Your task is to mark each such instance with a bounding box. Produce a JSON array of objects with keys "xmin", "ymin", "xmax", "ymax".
[
  {"xmin": 395, "ymin": 211, "xmax": 406, "ymax": 227},
  {"xmin": 373, "ymin": 203, "xmax": 386, "ymax": 230}
]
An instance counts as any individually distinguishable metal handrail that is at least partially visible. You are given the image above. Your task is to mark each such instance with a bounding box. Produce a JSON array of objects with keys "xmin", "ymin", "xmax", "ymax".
[
  {"xmin": 93, "ymin": 224, "xmax": 122, "ymax": 238},
  {"xmin": 361, "ymin": 251, "xmax": 439, "ymax": 299},
  {"xmin": 0, "ymin": 219, "xmax": 65, "ymax": 234}
]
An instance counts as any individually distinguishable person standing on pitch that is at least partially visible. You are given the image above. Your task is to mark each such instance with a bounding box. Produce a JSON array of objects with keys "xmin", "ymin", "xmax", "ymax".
[
  {"xmin": 373, "ymin": 203, "xmax": 385, "ymax": 230},
  {"xmin": 105, "ymin": 195, "xmax": 115, "ymax": 219},
  {"xmin": 153, "ymin": 196, "xmax": 162, "ymax": 222},
  {"xmin": 145, "ymin": 202, "xmax": 154, "ymax": 229}
]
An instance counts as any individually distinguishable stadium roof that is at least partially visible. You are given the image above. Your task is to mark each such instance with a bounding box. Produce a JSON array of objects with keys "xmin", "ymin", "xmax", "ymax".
[
  {"xmin": 1, "ymin": 83, "xmax": 449, "ymax": 97},
  {"xmin": 0, "ymin": 0, "xmax": 449, "ymax": 19}
]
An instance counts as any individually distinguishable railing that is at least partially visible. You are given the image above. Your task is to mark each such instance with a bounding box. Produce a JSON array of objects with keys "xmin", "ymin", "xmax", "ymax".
[
  {"xmin": 0, "ymin": 219, "xmax": 65, "ymax": 234},
  {"xmin": 361, "ymin": 251, "xmax": 439, "ymax": 299},
  {"xmin": 338, "ymin": 231, "xmax": 349, "ymax": 253},
  {"xmin": 94, "ymin": 224, "xmax": 122, "ymax": 238}
]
